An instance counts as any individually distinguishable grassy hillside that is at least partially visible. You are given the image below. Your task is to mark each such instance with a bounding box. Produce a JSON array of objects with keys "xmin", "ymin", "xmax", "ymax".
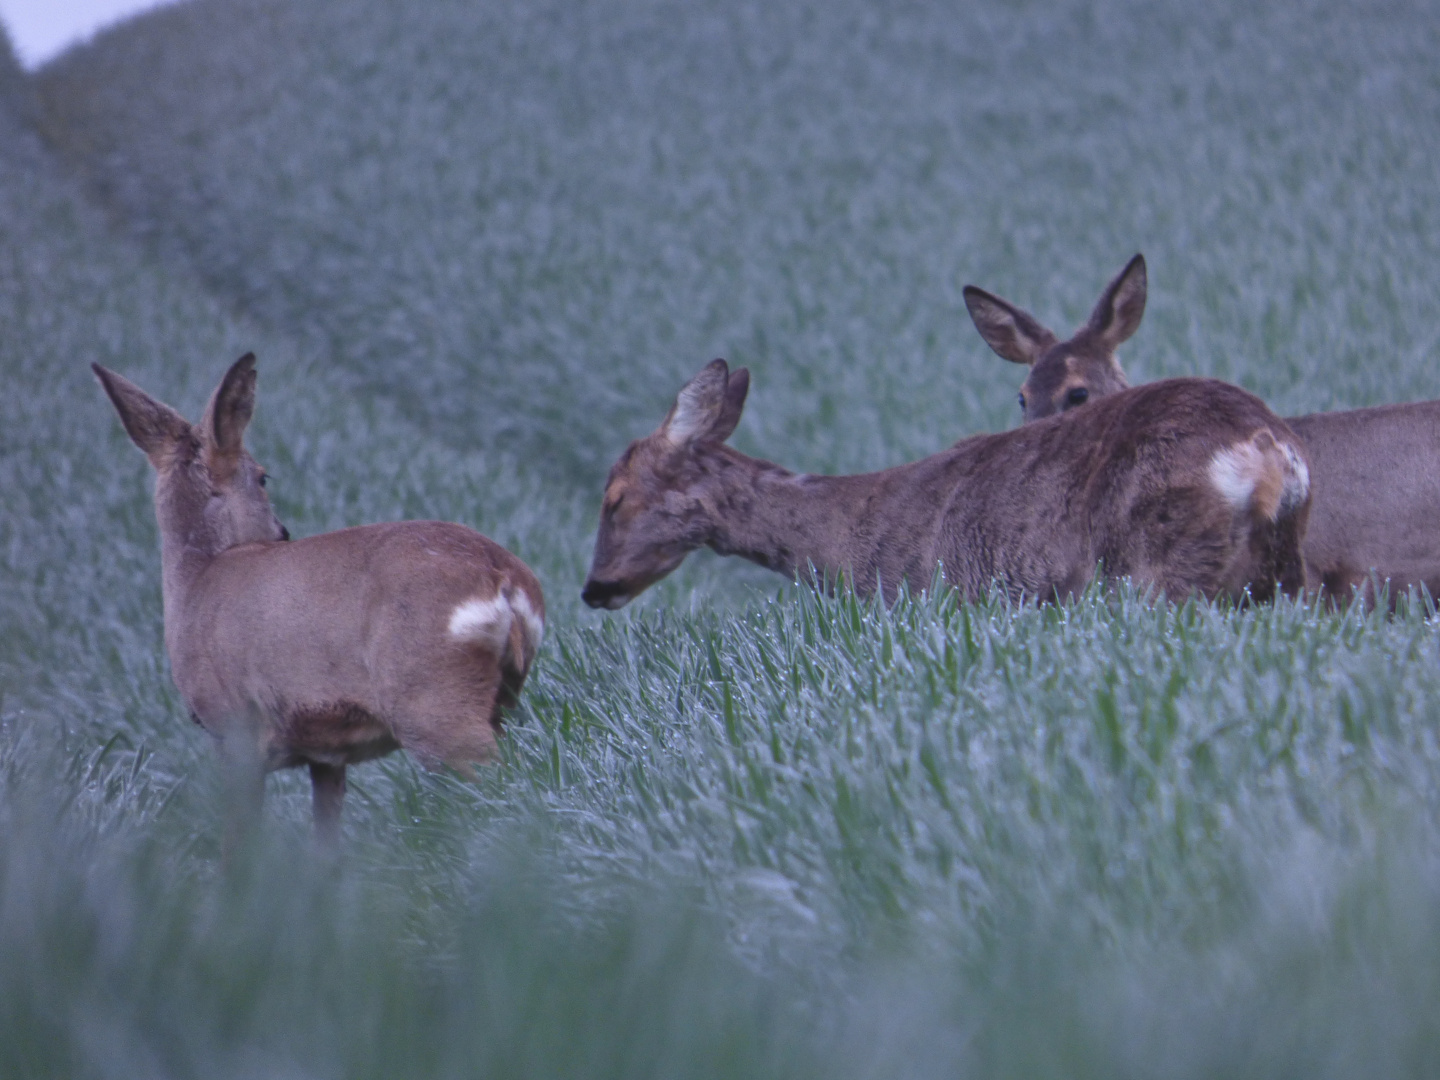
[
  {"xmin": 5, "ymin": 0, "xmax": 1440, "ymax": 1075},
  {"xmin": 37, "ymin": 0, "xmax": 1440, "ymax": 485}
]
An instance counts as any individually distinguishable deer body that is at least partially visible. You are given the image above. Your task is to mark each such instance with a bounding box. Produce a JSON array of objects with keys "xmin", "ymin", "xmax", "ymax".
[
  {"xmin": 582, "ymin": 361, "xmax": 1311, "ymax": 608},
  {"xmin": 96, "ymin": 356, "xmax": 544, "ymax": 842},
  {"xmin": 965, "ymin": 256, "xmax": 1440, "ymax": 602},
  {"xmin": 166, "ymin": 522, "xmax": 542, "ymax": 771},
  {"xmin": 1285, "ymin": 404, "xmax": 1440, "ymax": 598}
]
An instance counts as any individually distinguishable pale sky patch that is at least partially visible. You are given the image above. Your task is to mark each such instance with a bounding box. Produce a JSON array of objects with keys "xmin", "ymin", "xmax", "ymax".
[{"xmin": 0, "ymin": 0, "xmax": 179, "ymax": 68}]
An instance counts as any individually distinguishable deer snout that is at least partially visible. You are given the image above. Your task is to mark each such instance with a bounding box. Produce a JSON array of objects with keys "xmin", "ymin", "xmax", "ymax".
[
  {"xmin": 581, "ymin": 578, "xmax": 632, "ymax": 610},
  {"xmin": 279, "ymin": 524, "xmax": 291, "ymax": 541}
]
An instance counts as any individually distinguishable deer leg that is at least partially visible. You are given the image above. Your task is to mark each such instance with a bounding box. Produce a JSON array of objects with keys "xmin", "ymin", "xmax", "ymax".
[
  {"xmin": 309, "ymin": 762, "xmax": 347, "ymax": 848},
  {"xmin": 219, "ymin": 739, "xmax": 266, "ymax": 868},
  {"xmin": 392, "ymin": 662, "xmax": 504, "ymax": 775}
]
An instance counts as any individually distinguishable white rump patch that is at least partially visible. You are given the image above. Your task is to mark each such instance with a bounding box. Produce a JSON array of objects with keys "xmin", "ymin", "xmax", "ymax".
[
  {"xmin": 1208, "ymin": 442, "xmax": 1266, "ymax": 510},
  {"xmin": 1208, "ymin": 436, "xmax": 1311, "ymax": 519},
  {"xmin": 447, "ymin": 594, "xmax": 513, "ymax": 651},
  {"xmin": 508, "ymin": 588, "xmax": 545, "ymax": 654}
]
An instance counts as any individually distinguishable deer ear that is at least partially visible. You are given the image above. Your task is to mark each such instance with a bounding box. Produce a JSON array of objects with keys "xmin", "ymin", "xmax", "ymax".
[
  {"xmin": 93, "ymin": 363, "xmax": 192, "ymax": 463},
  {"xmin": 201, "ymin": 353, "xmax": 258, "ymax": 459},
  {"xmin": 708, "ymin": 367, "xmax": 749, "ymax": 444},
  {"xmin": 963, "ymin": 286, "xmax": 1058, "ymax": 365},
  {"xmin": 662, "ymin": 359, "xmax": 734, "ymax": 446},
  {"xmin": 1087, "ymin": 253, "xmax": 1147, "ymax": 350}
]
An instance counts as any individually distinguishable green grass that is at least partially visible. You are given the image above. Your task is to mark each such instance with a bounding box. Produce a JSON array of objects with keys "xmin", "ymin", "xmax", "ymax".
[{"xmin": 5, "ymin": 0, "xmax": 1440, "ymax": 1075}]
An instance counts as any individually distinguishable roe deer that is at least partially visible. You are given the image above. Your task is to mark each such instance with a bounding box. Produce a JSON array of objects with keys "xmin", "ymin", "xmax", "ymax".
[
  {"xmin": 95, "ymin": 354, "xmax": 544, "ymax": 843},
  {"xmin": 965, "ymin": 255, "xmax": 1440, "ymax": 603},
  {"xmin": 580, "ymin": 359, "xmax": 1310, "ymax": 609}
]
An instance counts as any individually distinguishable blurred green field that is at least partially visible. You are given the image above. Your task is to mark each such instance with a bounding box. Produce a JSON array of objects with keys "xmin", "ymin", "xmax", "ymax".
[{"xmin": 4, "ymin": 1, "xmax": 1440, "ymax": 1075}]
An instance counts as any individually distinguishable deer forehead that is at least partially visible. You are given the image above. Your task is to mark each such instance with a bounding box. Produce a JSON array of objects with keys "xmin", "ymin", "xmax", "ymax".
[
  {"xmin": 605, "ymin": 442, "xmax": 682, "ymax": 500},
  {"xmin": 603, "ymin": 475, "xmax": 632, "ymax": 508},
  {"xmin": 1025, "ymin": 353, "xmax": 1077, "ymax": 389},
  {"xmin": 204, "ymin": 445, "xmax": 263, "ymax": 484}
]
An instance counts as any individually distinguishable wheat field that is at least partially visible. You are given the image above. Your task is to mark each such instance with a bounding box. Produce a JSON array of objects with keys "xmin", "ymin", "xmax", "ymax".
[{"xmin": 4, "ymin": 1, "xmax": 1440, "ymax": 1075}]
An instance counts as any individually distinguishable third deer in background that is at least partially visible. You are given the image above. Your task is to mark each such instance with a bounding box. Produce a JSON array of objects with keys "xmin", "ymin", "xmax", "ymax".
[{"xmin": 965, "ymin": 255, "xmax": 1440, "ymax": 603}]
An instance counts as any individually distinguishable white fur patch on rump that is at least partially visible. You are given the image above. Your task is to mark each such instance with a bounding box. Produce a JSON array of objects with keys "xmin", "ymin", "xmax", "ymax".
[
  {"xmin": 1208, "ymin": 442, "xmax": 1267, "ymax": 510},
  {"xmin": 448, "ymin": 594, "xmax": 513, "ymax": 650},
  {"xmin": 1208, "ymin": 435, "xmax": 1310, "ymax": 520}
]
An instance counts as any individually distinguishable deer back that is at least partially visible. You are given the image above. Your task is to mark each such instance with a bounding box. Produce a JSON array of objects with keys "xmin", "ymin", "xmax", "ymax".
[
  {"xmin": 866, "ymin": 378, "xmax": 1310, "ymax": 601},
  {"xmin": 175, "ymin": 520, "xmax": 545, "ymax": 768}
]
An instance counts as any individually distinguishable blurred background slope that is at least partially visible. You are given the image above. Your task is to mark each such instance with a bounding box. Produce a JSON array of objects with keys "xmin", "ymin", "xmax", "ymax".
[{"xmin": 32, "ymin": 0, "xmax": 1440, "ymax": 487}]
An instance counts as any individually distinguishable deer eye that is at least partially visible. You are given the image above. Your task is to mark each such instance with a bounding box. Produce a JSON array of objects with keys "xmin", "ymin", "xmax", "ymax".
[
  {"xmin": 1065, "ymin": 386, "xmax": 1089, "ymax": 407},
  {"xmin": 258, "ymin": 473, "xmax": 268, "ymax": 488}
]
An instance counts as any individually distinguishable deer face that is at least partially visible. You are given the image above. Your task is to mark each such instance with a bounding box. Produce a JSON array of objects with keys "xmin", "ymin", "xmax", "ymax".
[
  {"xmin": 1017, "ymin": 342, "xmax": 1131, "ymax": 422},
  {"xmin": 198, "ymin": 442, "xmax": 288, "ymax": 551},
  {"xmin": 965, "ymin": 254, "xmax": 1145, "ymax": 424},
  {"xmin": 581, "ymin": 359, "xmax": 749, "ymax": 610},
  {"xmin": 581, "ymin": 441, "xmax": 704, "ymax": 608},
  {"xmin": 95, "ymin": 354, "xmax": 289, "ymax": 556}
]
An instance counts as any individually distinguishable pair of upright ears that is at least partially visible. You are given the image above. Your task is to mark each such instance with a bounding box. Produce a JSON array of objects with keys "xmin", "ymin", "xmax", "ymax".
[
  {"xmin": 963, "ymin": 253, "xmax": 1147, "ymax": 366},
  {"xmin": 657, "ymin": 256, "xmax": 1146, "ymax": 441},
  {"xmin": 94, "ymin": 353, "xmax": 259, "ymax": 470},
  {"xmin": 660, "ymin": 358, "xmax": 751, "ymax": 447}
]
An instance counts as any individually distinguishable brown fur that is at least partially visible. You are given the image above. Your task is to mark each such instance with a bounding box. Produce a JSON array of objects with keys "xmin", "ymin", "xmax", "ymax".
[
  {"xmin": 581, "ymin": 360, "xmax": 1310, "ymax": 609},
  {"xmin": 94, "ymin": 355, "xmax": 545, "ymax": 844},
  {"xmin": 967, "ymin": 256, "xmax": 1440, "ymax": 605}
]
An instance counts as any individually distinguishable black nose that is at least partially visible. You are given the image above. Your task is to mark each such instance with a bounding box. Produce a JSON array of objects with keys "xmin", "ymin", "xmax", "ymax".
[
  {"xmin": 279, "ymin": 525, "xmax": 291, "ymax": 541},
  {"xmin": 581, "ymin": 579, "xmax": 624, "ymax": 608}
]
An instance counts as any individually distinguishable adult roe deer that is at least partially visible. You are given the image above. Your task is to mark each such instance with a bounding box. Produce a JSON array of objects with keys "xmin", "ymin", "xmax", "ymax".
[
  {"xmin": 95, "ymin": 354, "xmax": 544, "ymax": 843},
  {"xmin": 580, "ymin": 358, "xmax": 1311, "ymax": 608},
  {"xmin": 965, "ymin": 255, "xmax": 1440, "ymax": 602}
]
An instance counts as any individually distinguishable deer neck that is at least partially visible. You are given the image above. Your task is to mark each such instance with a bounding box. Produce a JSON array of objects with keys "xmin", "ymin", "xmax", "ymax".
[
  {"xmin": 152, "ymin": 469, "xmax": 223, "ymax": 616},
  {"xmin": 694, "ymin": 445, "xmax": 866, "ymax": 581}
]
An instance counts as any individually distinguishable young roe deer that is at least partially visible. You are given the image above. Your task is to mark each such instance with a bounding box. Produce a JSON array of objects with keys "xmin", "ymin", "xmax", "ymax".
[
  {"xmin": 580, "ymin": 358, "xmax": 1311, "ymax": 609},
  {"xmin": 95, "ymin": 354, "xmax": 544, "ymax": 843},
  {"xmin": 965, "ymin": 255, "xmax": 1440, "ymax": 602}
]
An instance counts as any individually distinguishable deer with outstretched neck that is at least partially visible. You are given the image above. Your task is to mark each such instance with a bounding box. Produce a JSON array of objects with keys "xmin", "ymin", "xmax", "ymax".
[
  {"xmin": 966, "ymin": 255, "xmax": 1440, "ymax": 604},
  {"xmin": 95, "ymin": 354, "xmax": 545, "ymax": 845},
  {"xmin": 581, "ymin": 358, "xmax": 1311, "ymax": 609}
]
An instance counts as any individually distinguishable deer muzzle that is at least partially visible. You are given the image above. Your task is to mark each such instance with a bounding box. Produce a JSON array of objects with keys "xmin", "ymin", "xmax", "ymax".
[{"xmin": 580, "ymin": 578, "xmax": 633, "ymax": 610}]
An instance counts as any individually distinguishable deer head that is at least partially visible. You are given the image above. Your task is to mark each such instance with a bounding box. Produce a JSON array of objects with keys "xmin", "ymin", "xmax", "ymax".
[
  {"xmin": 94, "ymin": 353, "xmax": 289, "ymax": 563},
  {"xmin": 581, "ymin": 359, "xmax": 749, "ymax": 609},
  {"xmin": 964, "ymin": 254, "xmax": 1145, "ymax": 422}
]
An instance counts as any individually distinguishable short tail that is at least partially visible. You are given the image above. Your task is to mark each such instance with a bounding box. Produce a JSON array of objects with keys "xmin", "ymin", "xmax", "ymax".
[
  {"xmin": 499, "ymin": 585, "xmax": 545, "ymax": 709},
  {"xmin": 1208, "ymin": 429, "xmax": 1310, "ymax": 522},
  {"xmin": 501, "ymin": 586, "xmax": 545, "ymax": 674}
]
